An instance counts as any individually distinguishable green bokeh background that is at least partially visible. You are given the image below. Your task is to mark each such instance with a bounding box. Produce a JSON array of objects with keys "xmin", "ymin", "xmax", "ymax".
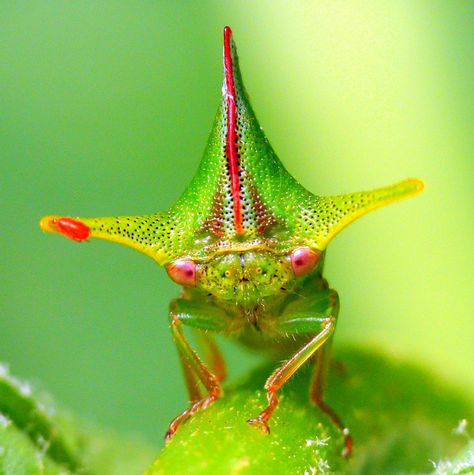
[{"xmin": 1, "ymin": 1, "xmax": 472, "ymax": 447}]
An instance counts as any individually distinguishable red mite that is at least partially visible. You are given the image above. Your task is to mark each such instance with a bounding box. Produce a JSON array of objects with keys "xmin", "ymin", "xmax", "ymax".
[{"xmin": 50, "ymin": 218, "xmax": 90, "ymax": 241}]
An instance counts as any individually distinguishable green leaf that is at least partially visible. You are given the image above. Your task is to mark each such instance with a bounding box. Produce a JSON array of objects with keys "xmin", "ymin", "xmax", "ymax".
[
  {"xmin": 431, "ymin": 431, "xmax": 474, "ymax": 475},
  {"xmin": 0, "ymin": 420, "xmax": 69, "ymax": 475},
  {"xmin": 1, "ymin": 349, "xmax": 472, "ymax": 474},
  {"xmin": 146, "ymin": 348, "xmax": 473, "ymax": 475},
  {"xmin": 0, "ymin": 364, "xmax": 154, "ymax": 475}
]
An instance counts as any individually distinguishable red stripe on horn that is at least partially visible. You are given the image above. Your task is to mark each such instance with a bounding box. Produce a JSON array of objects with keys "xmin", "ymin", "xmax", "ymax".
[{"xmin": 223, "ymin": 26, "xmax": 244, "ymax": 235}]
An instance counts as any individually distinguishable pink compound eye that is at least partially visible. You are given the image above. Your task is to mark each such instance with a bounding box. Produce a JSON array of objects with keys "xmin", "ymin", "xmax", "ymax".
[
  {"xmin": 290, "ymin": 247, "xmax": 321, "ymax": 277},
  {"xmin": 166, "ymin": 259, "xmax": 197, "ymax": 287}
]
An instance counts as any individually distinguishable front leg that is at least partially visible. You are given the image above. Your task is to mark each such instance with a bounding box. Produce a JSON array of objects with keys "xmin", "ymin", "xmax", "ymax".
[
  {"xmin": 248, "ymin": 287, "xmax": 351, "ymax": 456},
  {"xmin": 165, "ymin": 297, "xmax": 233, "ymax": 440},
  {"xmin": 247, "ymin": 312, "xmax": 335, "ymax": 433}
]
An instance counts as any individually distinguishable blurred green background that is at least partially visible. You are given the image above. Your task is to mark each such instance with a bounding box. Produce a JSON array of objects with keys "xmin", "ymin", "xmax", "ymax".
[{"xmin": 1, "ymin": 1, "xmax": 472, "ymax": 447}]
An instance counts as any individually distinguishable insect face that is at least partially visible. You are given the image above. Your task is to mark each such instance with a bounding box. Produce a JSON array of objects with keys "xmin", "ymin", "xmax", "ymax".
[
  {"xmin": 198, "ymin": 251, "xmax": 294, "ymax": 306},
  {"xmin": 164, "ymin": 249, "xmax": 321, "ymax": 308}
]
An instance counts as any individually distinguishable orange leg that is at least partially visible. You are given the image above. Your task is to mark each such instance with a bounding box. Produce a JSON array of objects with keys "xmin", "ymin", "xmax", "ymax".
[
  {"xmin": 248, "ymin": 287, "xmax": 350, "ymax": 456},
  {"xmin": 194, "ymin": 331, "xmax": 227, "ymax": 383},
  {"xmin": 165, "ymin": 316, "xmax": 222, "ymax": 440},
  {"xmin": 310, "ymin": 342, "xmax": 352, "ymax": 457},
  {"xmin": 176, "ymin": 342, "xmax": 203, "ymax": 403},
  {"xmin": 247, "ymin": 316, "xmax": 335, "ymax": 432}
]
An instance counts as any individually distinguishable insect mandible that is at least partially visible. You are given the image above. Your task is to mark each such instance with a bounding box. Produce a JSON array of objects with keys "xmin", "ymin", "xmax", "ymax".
[{"xmin": 40, "ymin": 26, "xmax": 424, "ymax": 457}]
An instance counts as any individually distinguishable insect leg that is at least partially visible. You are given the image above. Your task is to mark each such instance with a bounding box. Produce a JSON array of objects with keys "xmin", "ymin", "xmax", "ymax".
[
  {"xmin": 165, "ymin": 298, "xmax": 232, "ymax": 440},
  {"xmin": 251, "ymin": 287, "xmax": 350, "ymax": 456},
  {"xmin": 194, "ymin": 331, "xmax": 227, "ymax": 382},
  {"xmin": 248, "ymin": 288, "xmax": 349, "ymax": 450},
  {"xmin": 176, "ymin": 337, "xmax": 203, "ymax": 403},
  {"xmin": 310, "ymin": 339, "xmax": 352, "ymax": 457},
  {"xmin": 247, "ymin": 317, "xmax": 335, "ymax": 433}
]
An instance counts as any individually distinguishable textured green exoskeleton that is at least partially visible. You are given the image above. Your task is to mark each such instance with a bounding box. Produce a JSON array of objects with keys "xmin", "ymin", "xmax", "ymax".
[{"xmin": 40, "ymin": 27, "xmax": 423, "ymax": 456}]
